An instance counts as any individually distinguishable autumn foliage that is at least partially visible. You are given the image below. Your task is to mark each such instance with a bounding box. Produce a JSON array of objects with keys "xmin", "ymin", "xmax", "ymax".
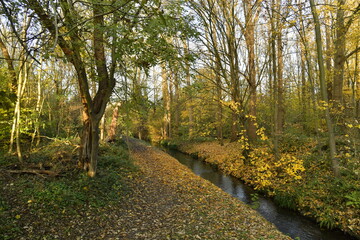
[{"xmin": 176, "ymin": 137, "xmax": 359, "ymax": 237}]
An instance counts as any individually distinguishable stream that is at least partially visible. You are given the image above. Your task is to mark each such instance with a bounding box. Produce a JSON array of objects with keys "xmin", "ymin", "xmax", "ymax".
[{"xmin": 166, "ymin": 149, "xmax": 356, "ymax": 240}]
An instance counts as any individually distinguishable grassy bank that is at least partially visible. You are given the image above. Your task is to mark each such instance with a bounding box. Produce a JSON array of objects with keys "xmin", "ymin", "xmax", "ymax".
[{"xmin": 163, "ymin": 138, "xmax": 360, "ymax": 238}]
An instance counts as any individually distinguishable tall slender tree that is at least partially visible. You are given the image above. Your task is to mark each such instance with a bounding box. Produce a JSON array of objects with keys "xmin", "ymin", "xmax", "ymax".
[
  {"xmin": 243, "ymin": 0, "xmax": 259, "ymax": 141},
  {"xmin": 310, "ymin": 0, "xmax": 339, "ymax": 176}
]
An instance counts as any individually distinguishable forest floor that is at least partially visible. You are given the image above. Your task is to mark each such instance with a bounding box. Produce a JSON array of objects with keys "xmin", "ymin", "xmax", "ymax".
[{"xmin": 0, "ymin": 138, "xmax": 291, "ymax": 240}]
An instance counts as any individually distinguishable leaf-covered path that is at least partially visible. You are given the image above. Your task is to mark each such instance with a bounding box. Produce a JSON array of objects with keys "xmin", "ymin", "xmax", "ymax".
[{"xmin": 124, "ymin": 138, "xmax": 291, "ymax": 239}]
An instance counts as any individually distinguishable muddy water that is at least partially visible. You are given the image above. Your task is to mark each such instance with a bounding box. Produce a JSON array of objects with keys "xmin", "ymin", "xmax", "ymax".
[{"xmin": 166, "ymin": 149, "xmax": 356, "ymax": 240}]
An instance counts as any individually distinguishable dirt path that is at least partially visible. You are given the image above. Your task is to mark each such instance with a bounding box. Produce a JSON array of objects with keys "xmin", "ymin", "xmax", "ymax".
[{"xmin": 123, "ymin": 138, "xmax": 291, "ymax": 239}]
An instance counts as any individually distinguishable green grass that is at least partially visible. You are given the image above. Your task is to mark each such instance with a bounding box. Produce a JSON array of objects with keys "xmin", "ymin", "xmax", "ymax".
[{"xmin": 273, "ymin": 190, "xmax": 298, "ymax": 210}]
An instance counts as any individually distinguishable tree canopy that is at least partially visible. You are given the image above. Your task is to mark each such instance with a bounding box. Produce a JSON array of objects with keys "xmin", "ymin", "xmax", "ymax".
[{"xmin": 0, "ymin": 0, "xmax": 359, "ymax": 177}]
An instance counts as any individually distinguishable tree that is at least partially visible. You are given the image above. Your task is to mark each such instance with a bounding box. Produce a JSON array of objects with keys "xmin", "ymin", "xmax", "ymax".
[
  {"xmin": 310, "ymin": 0, "xmax": 339, "ymax": 176},
  {"xmin": 332, "ymin": 0, "xmax": 360, "ymax": 106},
  {"xmin": 2, "ymin": 11, "xmax": 34, "ymax": 162},
  {"xmin": 1, "ymin": 0, "xmax": 194, "ymax": 176},
  {"xmin": 191, "ymin": 0, "xmax": 260, "ymax": 142},
  {"xmin": 296, "ymin": 1, "xmax": 319, "ymax": 132},
  {"xmin": 183, "ymin": 40, "xmax": 195, "ymax": 139},
  {"xmin": 21, "ymin": 0, "xmax": 117, "ymax": 176},
  {"xmin": 0, "ymin": 37, "xmax": 17, "ymax": 93},
  {"xmin": 243, "ymin": 0, "xmax": 260, "ymax": 141},
  {"xmin": 162, "ymin": 64, "xmax": 171, "ymax": 139},
  {"xmin": 107, "ymin": 102, "xmax": 121, "ymax": 142}
]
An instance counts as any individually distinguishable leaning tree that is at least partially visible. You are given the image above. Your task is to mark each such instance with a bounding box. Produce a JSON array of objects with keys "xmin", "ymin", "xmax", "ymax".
[{"xmin": 0, "ymin": 0, "xmax": 194, "ymax": 176}]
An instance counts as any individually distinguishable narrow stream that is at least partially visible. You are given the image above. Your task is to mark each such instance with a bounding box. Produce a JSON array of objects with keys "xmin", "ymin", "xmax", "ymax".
[{"xmin": 166, "ymin": 149, "xmax": 356, "ymax": 240}]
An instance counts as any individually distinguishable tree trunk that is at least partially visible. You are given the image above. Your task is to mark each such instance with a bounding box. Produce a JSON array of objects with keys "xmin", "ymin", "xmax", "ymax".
[
  {"xmin": 162, "ymin": 65, "xmax": 171, "ymax": 139},
  {"xmin": 270, "ymin": 0, "xmax": 279, "ymax": 160},
  {"xmin": 299, "ymin": 3, "xmax": 319, "ymax": 134},
  {"xmin": 100, "ymin": 114, "xmax": 106, "ymax": 141},
  {"xmin": 173, "ymin": 70, "xmax": 180, "ymax": 138},
  {"xmin": 185, "ymin": 45, "xmax": 194, "ymax": 139},
  {"xmin": 168, "ymin": 71, "xmax": 174, "ymax": 139},
  {"xmin": 182, "ymin": 40, "xmax": 194, "ymax": 139},
  {"xmin": 215, "ymin": 62, "xmax": 223, "ymax": 145},
  {"xmin": 310, "ymin": 0, "xmax": 340, "ymax": 177},
  {"xmin": 0, "ymin": 37, "xmax": 17, "ymax": 92},
  {"xmin": 226, "ymin": 4, "xmax": 240, "ymax": 142},
  {"xmin": 188, "ymin": 101, "xmax": 194, "ymax": 139},
  {"xmin": 9, "ymin": 60, "xmax": 30, "ymax": 162},
  {"xmin": 209, "ymin": 6, "xmax": 226, "ymax": 144},
  {"xmin": 15, "ymin": 95, "xmax": 22, "ymax": 162},
  {"xmin": 244, "ymin": 0, "xmax": 258, "ymax": 141},
  {"xmin": 7, "ymin": 15, "xmax": 31, "ymax": 158},
  {"xmin": 107, "ymin": 103, "xmax": 120, "ymax": 142},
  {"xmin": 276, "ymin": 0, "xmax": 284, "ymax": 133},
  {"xmin": 9, "ymin": 86, "xmax": 19, "ymax": 154},
  {"xmin": 325, "ymin": 11, "xmax": 333, "ymax": 100},
  {"xmin": 332, "ymin": 0, "xmax": 346, "ymax": 106},
  {"xmin": 354, "ymin": 43, "xmax": 359, "ymax": 118},
  {"xmin": 300, "ymin": 49, "xmax": 308, "ymax": 118},
  {"xmin": 31, "ymin": 58, "xmax": 43, "ymax": 147},
  {"xmin": 80, "ymin": 113, "xmax": 100, "ymax": 177}
]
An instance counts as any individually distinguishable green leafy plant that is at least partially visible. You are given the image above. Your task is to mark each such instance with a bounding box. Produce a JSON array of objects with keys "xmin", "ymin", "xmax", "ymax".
[
  {"xmin": 274, "ymin": 191, "xmax": 297, "ymax": 210},
  {"xmin": 345, "ymin": 191, "xmax": 360, "ymax": 208},
  {"xmin": 250, "ymin": 193, "xmax": 260, "ymax": 209},
  {"xmin": 318, "ymin": 207, "xmax": 336, "ymax": 229}
]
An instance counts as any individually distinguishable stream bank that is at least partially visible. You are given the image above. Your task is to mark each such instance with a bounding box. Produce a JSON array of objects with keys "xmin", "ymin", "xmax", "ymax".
[
  {"xmin": 166, "ymin": 148, "xmax": 357, "ymax": 240},
  {"xmin": 169, "ymin": 140, "xmax": 360, "ymax": 239}
]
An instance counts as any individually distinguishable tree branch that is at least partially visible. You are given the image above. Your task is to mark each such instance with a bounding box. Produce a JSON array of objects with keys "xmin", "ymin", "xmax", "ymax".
[
  {"xmin": 346, "ymin": 46, "xmax": 360, "ymax": 59},
  {"xmin": 0, "ymin": 0, "xmax": 40, "ymax": 64},
  {"xmin": 7, "ymin": 169, "xmax": 59, "ymax": 177}
]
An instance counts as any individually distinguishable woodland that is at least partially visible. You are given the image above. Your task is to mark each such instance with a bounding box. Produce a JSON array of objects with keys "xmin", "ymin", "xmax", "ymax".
[{"xmin": 0, "ymin": 0, "xmax": 360, "ymax": 239}]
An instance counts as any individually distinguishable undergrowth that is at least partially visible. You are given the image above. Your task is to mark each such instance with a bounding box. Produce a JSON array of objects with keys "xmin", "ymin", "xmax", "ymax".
[{"xmin": 0, "ymin": 139, "xmax": 137, "ymax": 239}]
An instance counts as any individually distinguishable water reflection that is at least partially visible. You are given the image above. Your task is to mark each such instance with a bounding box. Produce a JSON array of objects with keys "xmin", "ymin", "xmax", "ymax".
[{"xmin": 167, "ymin": 149, "xmax": 356, "ymax": 240}]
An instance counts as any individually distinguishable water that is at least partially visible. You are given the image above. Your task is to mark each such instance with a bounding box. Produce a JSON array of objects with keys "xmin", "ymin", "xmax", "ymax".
[{"xmin": 166, "ymin": 149, "xmax": 356, "ymax": 240}]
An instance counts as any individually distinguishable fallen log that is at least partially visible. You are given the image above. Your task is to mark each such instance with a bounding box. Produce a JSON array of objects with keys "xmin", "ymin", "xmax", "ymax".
[{"xmin": 7, "ymin": 169, "xmax": 59, "ymax": 177}]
